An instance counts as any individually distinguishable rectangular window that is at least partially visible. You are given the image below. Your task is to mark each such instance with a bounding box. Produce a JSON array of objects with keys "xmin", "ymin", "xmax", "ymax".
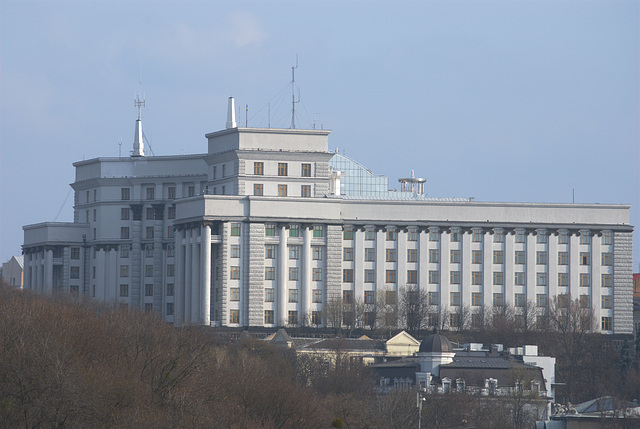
[
  {"xmin": 146, "ymin": 187, "xmax": 155, "ymax": 200},
  {"xmin": 145, "ymin": 265, "xmax": 153, "ymax": 277},
  {"xmin": 265, "ymin": 288, "xmax": 274, "ymax": 302},
  {"xmin": 265, "ymin": 223, "xmax": 276, "ymax": 237},
  {"xmin": 312, "ymin": 246, "xmax": 323, "ymax": 260},
  {"xmin": 450, "ymin": 270, "xmax": 461, "ymax": 284},
  {"xmin": 230, "ymin": 244, "xmax": 240, "ymax": 258},
  {"xmin": 265, "ymin": 244, "xmax": 277, "ymax": 259},
  {"xmin": 602, "ymin": 231, "xmax": 613, "ymax": 245},
  {"xmin": 580, "ymin": 273, "xmax": 590, "ymax": 287},
  {"xmin": 365, "ymin": 248, "xmax": 375, "ymax": 261},
  {"xmin": 429, "ymin": 230, "xmax": 440, "ymax": 241},
  {"xmin": 386, "ymin": 248, "xmax": 397, "ymax": 262},
  {"xmin": 515, "ymin": 230, "xmax": 527, "ymax": 243},
  {"xmin": 493, "ymin": 271, "xmax": 504, "ymax": 285},
  {"xmin": 70, "ymin": 247, "xmax": 80, "ymax": 260},
  {"xmin": 230, "ymin": 310, "xmax": 240, "ymax": 324},
  {"xmin": 166, "ymin": 264, "xmax": 174, "ymax": 277},
  {"xmin": 167, "ymin": 226, "xmax": 175, "ymax": 238},
  {"xmin": 145, "ymin": 246, "xmax": 153, "ymax": 258},
  {"xmin": 168, "ymin": 206, "xmax": 176, "ymax": 219},
  {"xmin": 145, "ymin": 284, "xmax": 153, "ymax": 297},
  {"xmin": 386, "ymin": 291, "xmax": 397, "ymax": 305},
  {"xmin": 537, "ymin": 232, "xmax": 548, "ymax": 244},
  {"xmin": 450, "ymin": 230, "xmax": 460, "ymax": 242},
  {"xmin": 364, "ymin": 269, "xmax": 375, "ymax": 283},
  {"xmin": 189, "ymin": 185, "xmax": 197, "ymax": 197},
  {"xmin": 277, "ymin": 184, "xmax": 287, "ymax": 197},
  {"xmin": 301, "ymin": 163, "xmax": 311, "ymax": 177},
  {"xmin": 515, "ymin": 293, "xmax": 525, "ymax": 308},
  {"xmin": 230, "ymin": 223, "xmax": 241, "ymax": 236},
  {"xmin": 120, "ymin": 265, "xmax": 129, "ymax": 278},
  {"xmin": 121, "ymin": 207, "xmax": 130, "ymax": 220},
  {"xmin": 558, "ymin": 252, "xmax": 569, "ymax": 265},
  {"xmin": 493, "ymin": 293, "xmax": 504, "ymax": 307},
  {"xmin": 312, "ymin": 289, "xmax": 322, "ymax": 303},
  {"xmin": 121, "ymin": 227, "xmax": 130, "ymax": 239},
  {"xmin": 167, "ymin": 246, "xmax": 174, "ymax": 258},
  {"xmin": 536, "ymin": 272, "xmax": 547, "ymax": 286},
  {"xmin": 166, "ymin": 283, "xmax": 174, "ymax": 296},
  {"xmin": 343, "ymin": 247, "xmax": 354, "ymax": 261},
  {"xmin": 119, "ymin": 284, "xmax": 129, "ymax": 297},
  {"xmin": 536, "ymin": 294, "xmax": 548, "ymax": 308},
  {"xmin": 364, "ymin": 290, "xmax": 375, "ymax": 304},
  {"xmin": 559, "ymin": 231, "xmax": 570, "ymax": 244},
  {"xmin": 472, "ymin": 250, "xmax": 482, "ymax": 264},
  {"xmin": 278, "ymin": 163, "xmax": 288, "ymax": 176},
  {"xmin": 70, "ymin": 266, "xmax": 80, "ymax": 279},
  {"xmin": 601, "ymin": 316, "xmax": 612, "ymax": 331},
  {"xmin": 428, "ymin": 291, "xmax": 439, "ymax": 306},
  {"xmin": 386, "ymin": 229, "xmax": 397, "ymax": 241},
  {"xmin": 450, "ymin": 292, "xmax": 461, "ymax": 306},
  {"xmin": 264, "ymin": 267, "xmax": 275, "ymax": 280},
  {"xmin": 264, "ymin": 310, "xmax": 274, "ymax": 324},
  {"xmin": 580, "ymin": 233, "xmax": 591, "ymax": 245},
  {"xmin": 365, "ymin": 227, "xmax": 376, "ymax": 240},
  {"xmin": 429, "ymin": 270, "xmax": 440, "ymax": 284},
  {"xmin": 601, "ymin": 252, "xmax": 613, "ymax": 266},
  {"xmin": 472, "ymin": 271, "xmax": 483, "ymax": 285},
  {"xmin": 602, "ymin": 274, "xmax": 613, "ymax": 287},
  {"xmin": 343, "ymin": 269, "xmax": 354, "ymax": 283},
  {"xmin": 146, "ymin": 227, "xmax": 154, "ymax": 239},
  {"xmin": 515, "ymin": 251, "xmax": 525, "ymax": 265},
  {"xmin": 167, "ymin": 186, "xmax": 176, "ymax": 200},
  {"xmin": 301, "ymin": 185, "xmax": 312, "ymax": 197},
  {"xmin": 120, "ymin": 246, "xmax": 129, "ymax": 258},
  {"xmin": 472, "ymin": 230, "xmax": 483, "ymax": 242},
  {"xmin": 289, "ymin": 289, "xmax": 299, "ymax": 303},
  {"xmin": 558, "ymin": 272, "xmax": 569, "ymax": 286},
  {"xmin": 288, "ymin": 311, "xmax": 298, "ymax": 325},
  {"xmin": 494, "ymin": 230, "xmax": 504, "ymax": 243},
  {"xmin": 580, "ymin": 295, "xmax": 590, "ymax": 308},
  {"xmin": 312, "ymin": 311, "xmax": 322, "ymax": 326},
  {"xmin": 288, "ymin": 267, "xmax": 298, "ymax": 281},
  {"xmin": 253, "ymin": 184, "xmax": 264, "ymax": 196},
  {"xmin": 230, "ymin": 287, "xmax": 240, "ymax": 301},
  {"xmin": 407, "ymin": 248, "xmax": 418, "ymax": 263},
  {"xmin": 472, "ymin": 292, "xmax": 482, "ymax": 306},
  {"xmin": 557, "ymin": 294, "xmax": 569, "ymax": 308},
  {"xmin": 493, "ymin": 250, "xmax": 504, "ymax": 264},
  {"xmin": 385, "ymin": 269, "xmax": 397, "ymax": 283},
  {"xmin": 515, "ymin": 272, "xmax": 525, "ymax": 286},
  {"xmin": 408, "ymin": 227, "xmax": 419, "ymax": 241},
  {"xmin": 289, "ymin": 224, "xmax": 299, "ymax": 237},
  {"xmin": 146, "ymin": 207, "xmax": 154, "ymax": 220},
  {"xmin": 407, "ymin": 270, "xmax": 417, "ymax": 284},
  {"xmin": 312, "ymin": 268, "xmax": 322, "ymax": 281},
  {"xmin": 450, "ymin": 250, "xmax": 460, "ymax": 263},
  {"xmin": 230, "ymin": 266, "xmax": 240, "ymax": 280},
  {"xmin": 166, "ymin": 303, "xmax": 174, "ymax": 316},
  {"xmin": 601, "ymin": 295, "xmax": 612, "ymax": 309},
  {"xmin": 343, "ymin": 229, "xmax": 354, "ymax": 240},
  {"xmin": 342, "ymin": 290, "xmax": 353, "ymax": 304},
  {"xmin": 536, "ymin": 251, "xmax": 548, "ymax": 265},
  {"xmin": 121, "ymin": 188, "xmax": 130, "ymax": 200},
  {"xmin": 429, "ymin": 249, "xmax": 440, "ymax": 263},
  {"xmin": 254, "ymin": 162, "xmax": 264, "ymax": 175},
  {"xmin": 289, "ymin": 246, "xmax": 300, "ymax": 260}
]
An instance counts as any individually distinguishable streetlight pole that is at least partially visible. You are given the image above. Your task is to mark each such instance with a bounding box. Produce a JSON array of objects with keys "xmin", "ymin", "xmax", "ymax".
[{"xmin": 417, "ymin": 388, "xmax": 426, "ymax": 429}]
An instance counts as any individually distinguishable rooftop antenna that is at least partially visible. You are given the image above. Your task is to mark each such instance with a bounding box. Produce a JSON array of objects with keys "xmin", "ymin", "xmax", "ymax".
[
  {"xmin": 291, "ymin": 54, "xmax": 299, "ymax": 129},
  {"xmin": 132, "ymin": 76, "xmax": 146, "ymax": 157},
  {"xmin": 118, "ymin": 140, "xmax": 122, "ymax": 157}
]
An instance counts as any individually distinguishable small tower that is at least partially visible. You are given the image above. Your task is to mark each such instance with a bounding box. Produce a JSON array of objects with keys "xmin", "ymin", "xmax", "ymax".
[
  {"xmin": 398, "ymin": 169, "xmax": 426, "ymax": 195},
  {"xmin": 226, "ymin": 97, "xmax": 237, "ymax": 129},
  {"xmin": 132, "ymin": 87, "xmax": 145, "ymax": 157}
]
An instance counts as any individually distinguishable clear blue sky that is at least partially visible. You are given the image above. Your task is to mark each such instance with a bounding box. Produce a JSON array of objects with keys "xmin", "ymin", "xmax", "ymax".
[{"xmin": 1, "ymin": 0, "xmax": 638, "ymax": 269}]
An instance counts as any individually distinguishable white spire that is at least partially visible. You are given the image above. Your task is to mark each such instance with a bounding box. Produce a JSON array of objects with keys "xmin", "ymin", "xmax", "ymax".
[
  {"xmin": 132, "ymin": 85, "xmax": 145, "ymax": 157},
  {"xmin": 226, "ymin": 97, "xmax": 236, "ymax": 129}
]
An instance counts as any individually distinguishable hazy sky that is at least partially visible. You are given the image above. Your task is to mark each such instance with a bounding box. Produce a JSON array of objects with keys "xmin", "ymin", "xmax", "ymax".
[{"xmin": 1, "ymin": 0, "xmax": 638, "ymax": 269}]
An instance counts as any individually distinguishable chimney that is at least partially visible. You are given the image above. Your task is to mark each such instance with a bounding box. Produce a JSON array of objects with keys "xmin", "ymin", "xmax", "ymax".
[{"xmin": 226, "ymin": 97, "xmax": 236, "ymax": 129}]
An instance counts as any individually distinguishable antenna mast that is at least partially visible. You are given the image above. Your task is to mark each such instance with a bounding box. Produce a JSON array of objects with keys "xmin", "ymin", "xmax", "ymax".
[{"xmin": 291, "ymin": 55, "xmax": 299, "ymax": 129}]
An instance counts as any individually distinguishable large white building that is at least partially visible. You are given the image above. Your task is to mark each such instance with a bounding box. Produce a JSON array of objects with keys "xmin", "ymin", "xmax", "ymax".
[{"xmin": 23, "ymin": 98, "xmax": 634, "ymax": 334}]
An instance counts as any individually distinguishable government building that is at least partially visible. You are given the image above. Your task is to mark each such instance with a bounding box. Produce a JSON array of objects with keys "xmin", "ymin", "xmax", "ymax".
[{"xmin": 22, "ymin": 98, "xmax": 634, "ymax": 334}]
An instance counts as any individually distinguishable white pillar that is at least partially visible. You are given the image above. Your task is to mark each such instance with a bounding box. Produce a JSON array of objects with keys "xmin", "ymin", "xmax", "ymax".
[
  {"xmin": 191, "ymin": 228, "xmax": 200, "ymax": 323},
  {"xmin": 302, "ymin": 226, "xmax": 313, "ymax": 323},
  {"xmin": 201, "ymin": 224, "xmax": 212, "ymax": 325},
  {"xmin": 278, "ymin": 225, "xmax": 288, "ymax": 325},
  {"xmin": 184, "ymin": 228, "xmax": 192, "ymax": 322},
  {"xmin": 175, "ymin": 228, "xmax": 185, "ymax": 326},
  {"xmin": 44, "ymin": 248, "xmax": 53, "ymax": 294}
]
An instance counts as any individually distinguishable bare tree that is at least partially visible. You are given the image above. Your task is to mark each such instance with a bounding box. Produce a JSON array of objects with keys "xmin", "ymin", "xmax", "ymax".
[
  {"xmin": 450, "ymin": 305, "xmax": 471, "ymax": 332},
  {"xmin": 376, "ymin": 288, "xmax": 399, "ymax": 331},
  {"xmin": 398, "ymin": 285, "xmax": 431, "ymax": 332},
  {"xmin": 323, "ymin": 295, "xmax": 344, "ymax": 329}
]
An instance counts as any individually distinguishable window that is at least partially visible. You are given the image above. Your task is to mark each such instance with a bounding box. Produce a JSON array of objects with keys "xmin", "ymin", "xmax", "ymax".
[
  {"xmin": 450, "ymin": 250, "xmax": 460, "ymax": 263},
  {"xmin": 312, "ymin": 289, "xmax": 322, "ymax": 303},
  {"xmin": 602, "ymin": 274, "xmax": 613, "ymax": 287},
  {"xmin": 166, "ymin": 303, "xmax": 174, "ymax": 316},
  {"xmin": 558, "ymin": 252, "xmax": 569, "ymax": 265},
  {"xmin": 121, "ymin": 207, "xmax": 130, "ymax": 220},
  {"xmin": 558, "ymin": 294, "xmax": 569, "ymax": 308},
  {"xmin": 601, "ymin": 316, "xmax": 612, "ymax": 331},
  {"xmin": 386, "ymin": 248, "xmax": 397, "ymax": 262},
  {"xmin": 343, "ymin": 269, "xmax": 354, "ymax": 283},
  {"xmin": 230, "ymin": 310, "xmax": 240, "ymax": 324},
  {"xmin": 230, "ymin": 266, "xmax": 240, "ymax": 279},
  {"xmin": 146, "ymin": 207, "xmax": 154, "ymax": 220},
  {"xmin": 450, "ymin": 292, "xmax": 461, "ymax": 306},
  {"xmin": 407, "ymin": 270, "xmax": 417, "ymax": 284},
  {"xmin": 536, "ymin": 251, "xmax": 547, "ymax": 265},
  {"xmin": 472, "ymin": 271, "xmax": 483, "ymax": 285},
  {"xmin": 312, "ymin": 311, "xmax": 322, "ymax": 326},
  {"xmin": 120, "ymin": 265, "xmax": 129, "ymax": 278},
  {"xmin": 166, "ymin": 283, "xmax": 174, "ymax": 296},
  {"xmin": 121, "ymin": 188, "xmax": 130, "ymax": 200},
  {"xmin": 289, "ymin": 246, "xmax": 300, "ymax": 260},
  {"xmin": 120, "ymin": 246, "xmax": 129, "ymax": 258},
  {"xmin": 493, "ymin": 293, "xmax": 504, "ymax": 307},
  {"xmin": 364, "ymin": 269, "xmax": 375, "ymax": 283},
  {"xmin": 558, "ymin": 273, "xmax": 569, "ymax": 286},
  {"xmin": 70, "ymin": 247, "xmax": 80, "ymax": 260},
  {"xmin": 288, "ymin": 311, "xmax": 298, "ymax": 325},
  {"xmin": 429, "ymin": 230, "xmax": 440, "ymax": 241},
  {"xmin": 121, "ymin": 227, "xmax": 130, "ymax": 239},
  {"xmin": 166, "ymin": 264, "xmax": 174, "ymax": 277},
  {"xmin": 253, "ymin": 184, "xmax": 264, "ymax": 196},
  {"xmin": 265, "ymin": 224, "xmax": 276, "ymax": 236},
  {"xmin": 145, "ymin": 284, "xmax": 153, "ymax": 297},
  {"xmin": 168, "ymin": 186, "xmax": 176, "ymax": 199},
  {"xmin": 580, "ymin": 295, "xmax": 590, "ymax": 308},
  {"xmin": 167, "ymin": 246, "xmax": 174, "ymax": 258},
  {"xmin": 343, "ymin": 229, "xmax": 354, "ymax": 240},
  {"xmin": 580, "ymin": 273, "xmax": 590, "ymax": 287},
  {"xmin": 278, "ymin": 163, "xmax": 288, "ymax": 176},
  {"xmin": 515, "ymin": 293, "xmax": 525, "ymax": 308},
  {"xmin": 559, "ymin": 231, "xmax": 569, "ymax": 244},
  {"xmin": 145, "ymin": 246, "xmax": 154, "ymax": 258},
  {"xmin": 450, "ymin": 270, "xmax": 461, "ymax": 284},
  {"xmin": 450, "ymin": 230, "xmax": 460, "ymax": 242},
  {"xmin": 230, "ymin": 245, "xmax": 240, "ymax": 258},
  {"xmin": 580, "ymin": 233, "xmax": 591, "ymax": 245},
  {"xmin": 364, "ymin": 312, "xmax": 375, "ymax": 327},
  {"xmin": 92, "ymin": 267, "xmax": 96, "ymax": 279},
  {"xmin": 429, "ymin": 249, "xmax": 440, "ymax": 263},
  {"xmin": 601, "ymin": 252, "xmax": 613, "ymax": 266},
  {"xmin": 221, "ymin": 186, "xmax": 225, "ymax": 195},
  {"xmin": 472, "ymin": 292, "xmax": 482, "ymax": 306},
  {"xmin": 221, "ymin": 164, "xmax": 226, "ymax": 177},
  {"xmin": 515, "ymin": 251, "xmax": 525, "ymax": 265},
  {"xmin": 167, "ymin": 226, "xmax": 175, "ymax": 238},
  {"xmin": 277, "ymin": 184, "xmax": 287, "ymax": 197},
  {"xmin": 385, "ymin": 270, "xmax": 397, "ymax": 283},
  {"xmin": 471, "ymin": 314, "xmax": 483, "ymax": 329},
  {"xmin": 429, "ymin": 270, "xmax": 440, "ymax": 284},
  {"xmin": 386, "ymin": 229, "xmax": 397, "ymax": 241},
  {"xmin": 365, "ymin": 227, "xmax": 376, "ymax": 240},
  {"xmin": 70, "ymin": 267, "xmax": 80, "ymax": 279},
  {"xmin": 536, "ymin": 294, "xmax": 548, "ymax": 308},
  {"xmin": 494, "ymin": 230, "xmax": 504, "ymax": 243},
  {"xmin": 264, "ymin": 310, "xmax": 274, "ymax": 324},
  {"xmin": 515, "ymin": 272, "xmax": 525, "ymax": 286},
  {"xmin": 146, "ymin": 187, "xmax": 155, "ymax": 200},
  {"xmin": 145, "ymin": 265, "xmax": 153, "ymax": 277},
  {"xmin": 342, "ymin": 290, "xmax": 353, "ymax": 304},
  {"xmin": 254, "ymin": 162, "xmax": 264, "ymax": 175},
  {"xmin": 536, "ymin": 272, "xmax": 547, "ymax": 286},
  {"xmin": 265, "ymin": 288, "xmax": 274, "ymax": 302},
  {"xmin": 312, "ymin": 268, "xmax": 322, "ymax": 281},
  {"xmin": 312, "ymin": 246, "xmax": 323, "ymax": 260},
  {"xmin": 472, "ymin": 250, "xmax": 482, "ymax": 264},
  {"xmin": 364, "ymin": 290, "xmax": 375, "ymax": 304},
  {"xmin": 449, "ymin": 314, "xmax": 460, "ymax": 328},
  {"xmin": 168, "ymin": 206, "xmax": 176, "ymax": 219},
  {"xmin": 472, "ymin": 230, "xmax": 483, "ymax": 242},
  {"xmin": 602, "ymin": 231, "xmax": 613, "ymax": 245},
  {"xmin": 601, "ymin": 295, "xmax": 612, "ymax": 309},
  {"xmin": 119, "ymin": 284, "xmax": 129, "ymax": 297},
  {"xmin": 515, "ymin": 230, "xmax": 526, "ymax": 243},
  {"xmin": 264, "ymin": 267, "xmax": 275, "ymax": 280},
  {"xmin": 493, "ymin": 271, "xmax": 504, "ymax": 285},
  {"xmin": 343, "ymin": 247, "xmax": 354, "ymax": 261},
  {"xmin": 230, "ymin": 223, "xmax": 241, "ymax": 236},
  {"xmin": 365, "ymin": 248, "xmax": 375, "ymax": 261},
  {"xmin": 408, "ymin": 227, "xmax": 419, "ymax": 241},
  {"xmin": 289, "ymin": 225, "xmax": 299, "ymax": 237},
  {"xmin": 288, "ymin": 267, "xmax": 298, "ymax": 281},
  {"xmin": 493, "ymin": 250, "xmax": 504, "ymax": 264},
  {"xmin": 265, "ymin": 244, "xmax": 277, "ymax": 259},
  {"xmin": 301, "ymin": 163, "xmax": 311, "ymax": 177},
  {"xmin": 146, "ymin": 227, "xmax": 154, "ymax": 239},
  {"xmin": 229, "ymin": 288, "xmax": 240, "ymax": 301},
  {"xmin": 407, "ymin": 248, "xmax": 418, "ymax": 263},
  {"xmin": 289, "ymin": 289, "xmax": 299, "ymax": 303},
  {"xmin": 428, "ymin": 292, "xmax": 439, "ymax": 306},
  {"xmin": 537, "ymin": 232, "xmax": 548, "ymax": 244},
  {"xmin": 386, "ymin": 291, "xmax": 397, "ymax": 305}
]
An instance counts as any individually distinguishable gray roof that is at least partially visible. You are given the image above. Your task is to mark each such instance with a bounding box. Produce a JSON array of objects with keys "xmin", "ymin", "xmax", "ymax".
[{"xmin": 419, "ymin": 332, "xmax": 453, "ymax": 353}]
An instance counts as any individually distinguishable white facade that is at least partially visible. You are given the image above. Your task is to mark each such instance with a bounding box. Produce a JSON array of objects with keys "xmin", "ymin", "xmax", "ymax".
[
  {"xmin": 1, "ymin": 255, "xmax": 23, "ymax": 288},
  {"xmin": 22, "ymin": 108, "xmax": 634, "ymax": 334}
]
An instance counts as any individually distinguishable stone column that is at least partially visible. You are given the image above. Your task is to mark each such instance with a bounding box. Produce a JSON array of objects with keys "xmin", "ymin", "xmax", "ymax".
[
  {"xmin": 201, "ymin": 223, "xmax": 212, "ymax": 326},
  {"xmin": 302, "ymin": 225, "xmax": 313, "ymax": 324},
  {"xmin": 44, "ymin": 248, "xmax": 53, "ymax": 294},
  {"xmin": 191, "ymin": 228, "xmax": 200, "ymax": 324},
  {"xmin": 184, "ymin": 228, "xmax": 192, "ymax": 322},
  {"xmin": 174, "ymin": 228, "xmax": 185, "ymax": 326},
  {"xmin": 278, "ymin": 225, "xmax": 288, "ymax": 325}
]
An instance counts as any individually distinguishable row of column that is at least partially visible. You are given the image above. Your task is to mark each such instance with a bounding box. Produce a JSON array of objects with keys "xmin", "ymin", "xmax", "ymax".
[
  {"xmin": 23, "ymin": 248, "xmax": 54, "ymax": 293},
  {"xmin": 175, "ymin": 223, "xmax": 211, "ymax": 325}
]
